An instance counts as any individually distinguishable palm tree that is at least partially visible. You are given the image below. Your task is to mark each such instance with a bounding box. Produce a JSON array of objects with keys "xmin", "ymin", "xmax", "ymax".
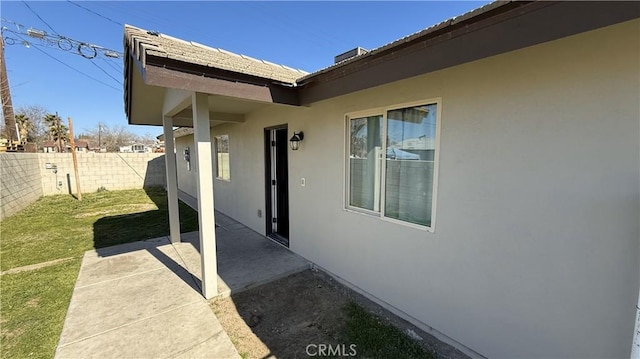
[
  {"xmin": 44, "ymin": 113, "xmax": 57, "ymax": 139},
  {"xmin": 44, "ymin": 113, "xmax": 68, "ymax": 152},
  {"xmin": 15, "ymin": 114, "xmax": 33, "ymax": 142}
]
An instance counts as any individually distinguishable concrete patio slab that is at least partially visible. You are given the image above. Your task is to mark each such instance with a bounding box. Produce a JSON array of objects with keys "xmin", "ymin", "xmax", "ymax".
[
  {"xmin": 59, "ymin": 265, "xmax": 202, "ymax": 345},
  {"xmin": 55, "ymin": 238, "xmax": 239, "ymax": 359},
  {"xmin": 176, "ymin": 190, "xmax": 311, "ymax": 297},
  {"xmin": 55, "ymin": 205, "xmax": 310, "ymax": 358},
  {"xmin": 56, "ymin": 301, "xmax": 236, "ymax": 359},
  {"xmin": 174, "ymin": 227, "xmax": 311, "ymax": 297},
  {"xmin": 75, "ymin": 236, "xmax": 185, "ymax": 288}
]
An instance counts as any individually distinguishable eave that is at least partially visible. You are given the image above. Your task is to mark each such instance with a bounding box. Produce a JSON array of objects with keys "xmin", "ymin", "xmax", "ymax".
[{"xmin": 297, "ymin": 1, "xmax": 640, "ymax": 104}]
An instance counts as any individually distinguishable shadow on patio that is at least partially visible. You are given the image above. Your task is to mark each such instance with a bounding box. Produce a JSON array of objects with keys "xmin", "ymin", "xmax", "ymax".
[{"xmin": 53, "ymin": 187, "xmax": 309, "ymax": 358}]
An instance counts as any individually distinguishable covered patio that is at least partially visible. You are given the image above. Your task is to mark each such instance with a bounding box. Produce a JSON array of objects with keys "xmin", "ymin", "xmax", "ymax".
[
  {"xmin": 124, "ymin": 25, "xmax": 307, "ymax": 299},
  {"xmin": 55, "ymin": 211, "xmax": 309, "ymax": 358}
]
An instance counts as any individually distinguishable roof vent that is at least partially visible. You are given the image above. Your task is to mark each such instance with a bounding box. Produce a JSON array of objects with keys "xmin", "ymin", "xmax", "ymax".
[{"xmin": 334, "ymin": 47, "xmax": 368, "ymax": 64}]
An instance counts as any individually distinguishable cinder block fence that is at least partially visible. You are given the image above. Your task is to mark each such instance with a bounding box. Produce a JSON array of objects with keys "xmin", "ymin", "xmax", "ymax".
[
  {"xmin": 0, "ymin": 153, "xmax": 166, "ymax": 220},
  {"xmin": 0, "ymin": 153, "xmax": 44, "ymax": 220}
]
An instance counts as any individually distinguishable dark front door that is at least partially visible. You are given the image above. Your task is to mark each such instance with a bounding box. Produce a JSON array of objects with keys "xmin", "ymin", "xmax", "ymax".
[{"xmin": 264, "ymin": 126, "xmax": 289, "ymax": 246}]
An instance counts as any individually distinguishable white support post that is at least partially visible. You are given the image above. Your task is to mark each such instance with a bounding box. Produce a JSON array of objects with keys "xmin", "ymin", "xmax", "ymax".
[
  {"xmin": 163, "ymin": 116, "xmax": 181, "ymax": 244},
  {"xmin": 192, "ymin": 92, "xmax": 218, "ymax": 299}
]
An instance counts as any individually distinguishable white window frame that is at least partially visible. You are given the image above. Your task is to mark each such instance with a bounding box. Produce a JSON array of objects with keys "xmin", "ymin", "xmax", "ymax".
[
  {"xmin": 344, "ymin": 98, "xmax": 441, "ymax": 232},
  {"xmin": 214, "ymin": 134, "xmax": 230, "ymax": 182}
]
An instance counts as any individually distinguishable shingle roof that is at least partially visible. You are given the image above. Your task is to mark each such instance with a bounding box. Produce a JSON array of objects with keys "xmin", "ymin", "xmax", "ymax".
[
  {"xmin": 125, "ymin": 2, "xmax": 513, "ymax": 86},
  {"xmin": 124, "ymin": 25, "xmax": 308, "ymax": 84}
]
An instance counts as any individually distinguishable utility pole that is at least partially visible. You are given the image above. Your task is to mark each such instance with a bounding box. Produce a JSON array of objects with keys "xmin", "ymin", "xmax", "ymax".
[
  {"xmin": 68, "ymin": 117, "xmax": 82, "ymax": 200},
  {"xmin": 56, "ymin": 112, "xmax": 63, "ymax": 153},
  {"xmin": 0, "ymin": 35, "xmax": 18, "ymax": 142}
]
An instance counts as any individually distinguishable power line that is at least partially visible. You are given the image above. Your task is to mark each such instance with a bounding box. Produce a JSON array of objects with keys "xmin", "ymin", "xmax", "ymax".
[
  {"xmin": 21, "ymin": 1, "xmax": 59, "ymax": 35},
  {"xmin": 1, "ymin": 20, "xmax": 123, "ymax": 60},
  {"xmin": 66, "ymin": 1, "xmax": 123, "ymax": 27},
  {"xmin": 95, "ymin": 2, "xmax": 178, "ymax": 32},
  {"xmin": 11, "ymin": 32, "xmax": 120, "ymax": 91},
  {"xmin": 1, "ymin": 18, "xmax": 123, "ymax": 90},
  {"xmin": 89, "ymin": 60, "xmax": 122, "ymax": 85},
  {"xmin": 99, "ymin": 56, "xmax": 122, "ymax": 74}
]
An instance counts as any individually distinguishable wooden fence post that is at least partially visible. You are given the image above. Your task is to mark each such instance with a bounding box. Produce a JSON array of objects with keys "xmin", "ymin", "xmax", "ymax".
[{"xmin": 68, "ymin": 117, "xmax": 82, "ymax": 201}]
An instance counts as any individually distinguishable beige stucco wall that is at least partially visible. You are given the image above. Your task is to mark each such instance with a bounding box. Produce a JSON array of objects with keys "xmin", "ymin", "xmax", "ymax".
[
  {"xmin": 175, "ymin": 135, "xmax": 198, "ymax": 197},
  {"xmin": 175, "ymin": 20, "xmax": 640, "ymax": 358}
]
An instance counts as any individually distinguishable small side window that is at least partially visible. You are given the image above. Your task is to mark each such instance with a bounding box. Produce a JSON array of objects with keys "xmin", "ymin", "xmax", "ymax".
[{"xmin": 214, "ymin": 135, "xmax": 230, "ymax": 181}]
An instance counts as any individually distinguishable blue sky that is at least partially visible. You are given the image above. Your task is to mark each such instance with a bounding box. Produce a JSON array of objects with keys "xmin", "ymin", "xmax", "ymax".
[{"xmin": 1, "ymin": 1, "xmax": 489, "ymax": 137}]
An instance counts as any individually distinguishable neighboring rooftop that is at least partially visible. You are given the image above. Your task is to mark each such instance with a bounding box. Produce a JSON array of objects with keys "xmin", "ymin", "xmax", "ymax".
[{"xmin": 156, "ymin": 127, "xmax": 194, "ymax": 141}]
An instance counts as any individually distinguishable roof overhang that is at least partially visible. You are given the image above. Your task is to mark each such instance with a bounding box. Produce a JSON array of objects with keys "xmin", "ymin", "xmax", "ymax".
[
  {"xmin": 124, "ymin": 36, "xmax": 301, "ymax": 127},
  {"xmin": 297, "ymin": 1, "xmax": 640, "ymax": 104},
  {"xmin": 124, "ymin": 1, "xmax": 639, "ymax": 125}
]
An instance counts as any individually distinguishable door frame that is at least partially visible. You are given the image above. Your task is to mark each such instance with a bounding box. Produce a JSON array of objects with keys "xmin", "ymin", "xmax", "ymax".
[{"xmin": 264, "ymin": 124, "xmax": 289, "ymax": 247}]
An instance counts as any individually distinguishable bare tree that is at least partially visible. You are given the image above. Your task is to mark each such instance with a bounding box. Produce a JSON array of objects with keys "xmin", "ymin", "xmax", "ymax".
[
  {"xmin": 15, "ymin": 105, "xmax": 49, "ymax": 150},
  {"xmin": 139, "ymin": 132, "xmax": 156, "ymax": 147},
  {"xmin": 84, "ymin": 123, "xmax": 135, "ymax": 152}
]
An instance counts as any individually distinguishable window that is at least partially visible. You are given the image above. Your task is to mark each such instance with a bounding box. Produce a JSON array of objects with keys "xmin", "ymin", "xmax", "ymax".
[
  {"xmin": 348, "ymin": 115, "xmax": 383, "ymax": 212},
  {"xmin": 346, "ymin": 101, "xmax": 439, "ymax": 229},
  {"xmin": 215, "ymin": 135, "xmax": 230, "ymax": 181}
]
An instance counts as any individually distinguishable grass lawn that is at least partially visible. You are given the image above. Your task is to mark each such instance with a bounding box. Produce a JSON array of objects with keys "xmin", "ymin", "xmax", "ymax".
[
  {"xmin": 1, "ymin": 260, "xmax": 81, "ymax": 359},
  {"xmin": 0, "ymin": 187, "xmax": 198, "ymax": 271},
  {"xmin": 0, "ymin": 187, "xmax": 198, "ymax": 358},
  {"xmin": 344, "ymin": 302, "xmax": 434, "ymax": 358}
]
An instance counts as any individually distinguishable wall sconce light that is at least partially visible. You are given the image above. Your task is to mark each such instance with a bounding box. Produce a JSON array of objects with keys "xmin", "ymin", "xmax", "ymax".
[{"xmin": 289, "ymin": 131, "xmax": 304, "ymax": 151}]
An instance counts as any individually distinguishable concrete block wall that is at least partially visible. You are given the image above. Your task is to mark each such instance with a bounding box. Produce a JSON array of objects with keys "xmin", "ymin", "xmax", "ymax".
[
  {"xmin": 39, "ymin": 153, "xmax": 166, "ymax": 195},
  {"xmin": 0, "ymin": 153, "xmax": 166, "ymax": 220},
  {"xmin": 0, "ymin": 153, "xmax": 44, "ymax": 220}
]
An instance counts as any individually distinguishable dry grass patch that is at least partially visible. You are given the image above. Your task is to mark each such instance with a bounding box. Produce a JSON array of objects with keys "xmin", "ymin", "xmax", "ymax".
[{"xmin": 73, "ymin": 203, "xmax": 158, "ymax": 218}]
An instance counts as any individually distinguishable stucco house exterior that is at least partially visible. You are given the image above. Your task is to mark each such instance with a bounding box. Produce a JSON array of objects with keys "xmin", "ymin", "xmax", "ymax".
[{"xmin": 123, "ymin": 2, "xmax": 639, "ymax": 358}]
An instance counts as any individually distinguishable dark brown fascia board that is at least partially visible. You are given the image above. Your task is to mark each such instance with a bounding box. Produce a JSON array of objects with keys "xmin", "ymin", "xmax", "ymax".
[
  {"xmin": 298, "ymin": 1, "xmax": 639, "ymax": 105},
  {"xmin": 124, "ymin": 47, "xmax": 133, "ymax": 124},
  {"xmin": 144, "ymin": 55, "xmax": 300, "ymax": 106},
  {"xmin": 124, "ymin": 45, "xmax": 150, "ymax": 124}
]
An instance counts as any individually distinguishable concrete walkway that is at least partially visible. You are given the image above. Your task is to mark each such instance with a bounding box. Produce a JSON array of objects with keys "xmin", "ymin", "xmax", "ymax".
[{"xmin": 55, "ymin": 210, "xmax": 310, "ymax": 358}]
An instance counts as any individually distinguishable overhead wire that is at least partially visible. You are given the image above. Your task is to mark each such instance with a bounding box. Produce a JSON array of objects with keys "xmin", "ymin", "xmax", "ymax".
[
  {"xmin": 21, "ymin": 1, "xmax": 59, "ymax": 35},
  {"xmin": 94, "ymin": 2, "xmax": 183, "ymax": 32},
  {"xmin": 239, "ymin": 1, "xmax": 351, "ymax": 50},
  {"xmin": 11, "ymin": 31, "xmax": 121, "ymax": 92},
  {"xmin": 61, "ymin": 0, "xmax": 125, "ymax": 87},
  {"xmin": 99, "ymin": 56, "xmax": 122, "ymax": 74},
  {"xmin": 66, "ymin": 1, "xmax": 123, "ymax": 27},
  {"xmin": 89, "ymin": 60, "xmax": 122, "ymax": 85},
  {"xmin": 2, "ymin": 16, "xmax": 124, "ymax": 93},
  {"xmin": 93, "ymin": 1, "xmax": 232, "ymax": 44},
  {"xmin": 0, "ymin": 22, "xmax": 123, "ymax": 59}
]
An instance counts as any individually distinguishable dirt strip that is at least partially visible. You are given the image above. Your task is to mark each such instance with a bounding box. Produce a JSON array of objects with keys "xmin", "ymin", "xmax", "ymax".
[{"xmin": 0, "ymin": 257, "xmax": 77, "ymax": 275}]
